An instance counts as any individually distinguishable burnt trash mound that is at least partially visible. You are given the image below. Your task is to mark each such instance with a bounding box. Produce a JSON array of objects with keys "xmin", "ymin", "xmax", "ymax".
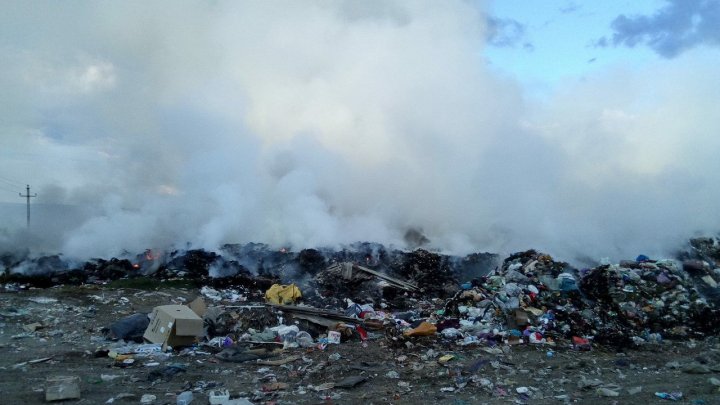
[{"xmin": 0, "ymin": 243, "xmax": 499, "ymax": 293}]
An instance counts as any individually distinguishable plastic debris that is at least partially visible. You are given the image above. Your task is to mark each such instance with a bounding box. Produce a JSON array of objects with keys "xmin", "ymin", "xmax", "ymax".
[
  {"xmin": 655, "ymin": 391, "xmax": 683, "ymax": 401},
  {"xmin": 176, "ymin": 391, "xmax": 193, "ymax": 405},
  {"xmin": 140, "ymin": 394, "xmax": 157, "ymax": 404},
  {"xmin": 403, "ymin": 322, "xmax": 437, "ymax": 337},
  {"xmin": 265, "ymin": 284, "xmax": 302, "ymax": 305},
  {"xmin": 107, "ymin": 313, "xmax": 149, "ymax": 342}
]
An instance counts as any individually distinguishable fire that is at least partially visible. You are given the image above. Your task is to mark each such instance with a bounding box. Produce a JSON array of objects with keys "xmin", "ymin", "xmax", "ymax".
[
  {"xmin": 132, "ymin": 249, "xmax": 161, "ymax": 270},
  {"xmin": 144, "ymin": 249, "xmax": 158, "ymax": 261}
]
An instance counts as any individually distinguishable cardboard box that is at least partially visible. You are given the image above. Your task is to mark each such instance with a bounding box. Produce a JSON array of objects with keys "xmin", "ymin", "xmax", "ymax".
[
  {"xmin": 188, "ymin": 297, "xmax": 207, "ymax": 317},
  {"xmin": 514, "ymin": 309, "xmax": 529, "ymax": 326},
  {"xmin": 143, "ymin": 305, "xmax": 204, "ymax": 348}
]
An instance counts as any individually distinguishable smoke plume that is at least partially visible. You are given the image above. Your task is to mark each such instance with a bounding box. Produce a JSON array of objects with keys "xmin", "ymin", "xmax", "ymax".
[{"xmin": 1, "ymin": 1, "xmax": 718, "ymax": 263}]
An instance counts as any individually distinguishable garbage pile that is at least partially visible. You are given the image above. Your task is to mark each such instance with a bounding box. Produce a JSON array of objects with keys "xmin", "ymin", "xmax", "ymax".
[
  {"xmin": 3, "ymin": 241, "xmax": 720, "ymax": 351},
  {"xmin": 313, "ymin": 247, "xmax": 720, "ymax": 350},
  {"xmin": 4, "ymin": 238, "xmax": 720, "ymax": 403},
  {"xmin": 580, "ymin": 258, "xmax": 708, "ymax": 344},
  {"xmin": 434, "ymin": 250, "xmax": 589, "ymax": 348},
  {"xmin": 77, "ymin": 245, "xmax": 719, "ymax": 402},
  {"xmin": 433, "ymin": 249, "xmax": 720, "ymax": 348},
  {"xmin": 125, "ymin": 247, "xmax": 720, "ymax": 359},
  {"xmin": 683, "ymin": 236, "xmax": 720, "ymax": 264},
  {"xmin": 680, "ymin": 237, "xmax": 720, "ymax": 306}
]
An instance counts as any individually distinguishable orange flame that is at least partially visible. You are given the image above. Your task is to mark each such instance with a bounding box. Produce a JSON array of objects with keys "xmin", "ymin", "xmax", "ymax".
[{"xmin": 144, "ymin": 249, "xmax": 158, "ymax": 261}]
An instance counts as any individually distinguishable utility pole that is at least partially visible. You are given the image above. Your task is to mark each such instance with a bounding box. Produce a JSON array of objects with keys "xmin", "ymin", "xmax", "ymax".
[{"xmin": 19, "ymin": 184, "xmax": 37, "ymax": 228}]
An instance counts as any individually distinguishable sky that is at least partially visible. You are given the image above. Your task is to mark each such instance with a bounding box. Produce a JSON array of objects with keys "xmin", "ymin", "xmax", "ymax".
[
  {"xmin": 1, "ymin": 0, "xmax": 719, "ymax": 263},
  {"xmin": 486, "ymin": 0, "xmax": 661, "ymax": 96}
]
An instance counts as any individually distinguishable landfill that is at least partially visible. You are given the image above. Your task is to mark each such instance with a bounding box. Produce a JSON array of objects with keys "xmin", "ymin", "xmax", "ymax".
[{"xmin": 1, "ymin": 239, "xmax": 720, "ymax": 403}]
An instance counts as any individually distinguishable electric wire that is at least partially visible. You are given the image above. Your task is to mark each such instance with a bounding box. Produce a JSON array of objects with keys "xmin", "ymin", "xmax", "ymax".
[{"xmin": 0, "ymin": 176, "xmax": 24, "ymax": 188}]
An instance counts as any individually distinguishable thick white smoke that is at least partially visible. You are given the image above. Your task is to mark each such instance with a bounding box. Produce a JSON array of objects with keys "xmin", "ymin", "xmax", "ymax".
[{"xmin": 1, "ymin": 1, "xmax": 718, "ymax": 263}]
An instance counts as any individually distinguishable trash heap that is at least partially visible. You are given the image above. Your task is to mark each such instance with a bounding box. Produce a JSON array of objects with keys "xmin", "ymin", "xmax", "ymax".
[
  {"xmin": 419, "ymin": 249, "xmax": 593, "ymax": 349},
  {"xmin": 4, "ymin": 242, "xmax": 720, "ymax": 352},
  {"xmin": 347, "ymin": 249, "xmax": 720, "ymax": 349},
  {"xmin": 89, "ymin": 247, "xmax": 718, "ymax": 401},
  {"xmin": 95, "ymin": 245, "xmax": 720, "ymax": 354},
  {"xmin": 581, "ymin": 258, "xmax": 688, "ymax": 344},
  {"xmin": 682, "ymin": 237, "xmax": 720, "ymax": 306},
  {"xmin": 5, "ymin": 239, "xmax": 720, "ymax": 404},
  {"xmin": 451, "ymin": 250, "xmax": 719, "ymax": 348}
]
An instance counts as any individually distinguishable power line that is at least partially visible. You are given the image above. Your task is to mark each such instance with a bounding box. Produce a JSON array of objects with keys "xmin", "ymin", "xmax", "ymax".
[
  {"xmin": 0, "ymin": 174, "xmax": 23, "ymax": 184},
  {"xmin": 0, "ymin": 176, "xmax": 23, "ymax": 188},
  {"xmin": 0, "ymin": 184, "xmax": 20, "ymax": 194}
]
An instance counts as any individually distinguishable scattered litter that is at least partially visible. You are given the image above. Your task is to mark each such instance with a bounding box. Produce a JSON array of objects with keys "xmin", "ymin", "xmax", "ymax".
[
  {"xmin": 208, "ymin": 389, "xmax": 229, "ymax": 405},
  {"xmin": 107, "ymin": 313, "xmax": 149, "ymax": 341},
  {"xmin": 597, "ymin": 387, "xmax": 620, "ymax": 397},
  {"xmin": 655, "ymin": 391, "xmax": 683, "ymax": 401},
  {"xmin": 29, "ymin": 297, "xmax": 58, "ymax": 304},
  {"xmin": 256, "ymin": 355, "xmax": 300, "ymax": 366},
  {"xmin": 333, "ymin": 375, "xmax": 367, "ymax": 389},
  {"xmin": 45, "ymin": 376, "xmax": 81, "ymax": 402},
  {"xmin": 140, "ymin": 394, "xmax": 156, "ymax": 404},
  {"xmin": 23, "ymin": 322, "xmax": 43, "ymax": 332},
  {"xmin": 176, "ymin": 390, "xmax": 193, "ymax": 405}
]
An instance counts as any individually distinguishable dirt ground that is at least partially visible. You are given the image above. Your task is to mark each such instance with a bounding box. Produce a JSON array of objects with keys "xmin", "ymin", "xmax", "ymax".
[{"xmin": 1, "ymin": 285, "xmax": 719, "ymax": 405}]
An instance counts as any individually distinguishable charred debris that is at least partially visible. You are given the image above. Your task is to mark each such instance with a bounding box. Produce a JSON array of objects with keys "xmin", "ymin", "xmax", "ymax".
[{"xmin": 0, "ymin": 243, "xmax": 493, "ymax": 295}]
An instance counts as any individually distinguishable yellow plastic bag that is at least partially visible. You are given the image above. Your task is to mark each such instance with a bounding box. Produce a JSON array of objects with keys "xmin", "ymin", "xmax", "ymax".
[{"xmin": 265, "ymin": 283, "xmax": 302, "ymax": 305}]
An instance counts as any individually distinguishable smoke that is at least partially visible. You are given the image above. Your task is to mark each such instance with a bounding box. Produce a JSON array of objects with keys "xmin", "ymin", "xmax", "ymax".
[{"xmin": 1, "ymin": 1, "xmax": 719, "ymax": 263}]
